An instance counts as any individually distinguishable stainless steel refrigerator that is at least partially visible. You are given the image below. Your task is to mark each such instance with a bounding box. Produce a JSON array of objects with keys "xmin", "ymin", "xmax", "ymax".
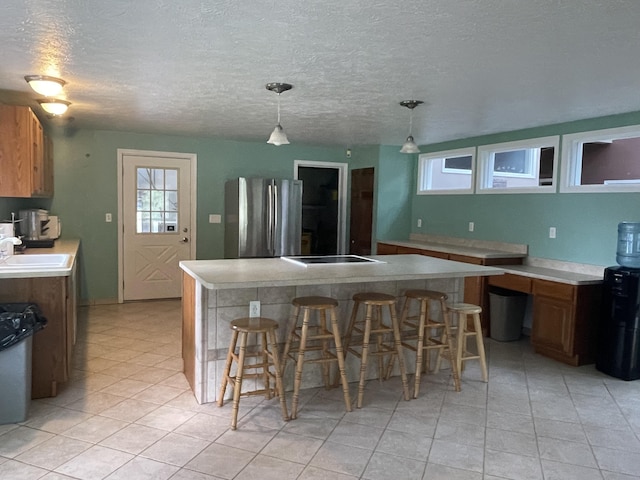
[{"xmin": 225, "ymin": 177, "xmax": 303, "ymax": 258}]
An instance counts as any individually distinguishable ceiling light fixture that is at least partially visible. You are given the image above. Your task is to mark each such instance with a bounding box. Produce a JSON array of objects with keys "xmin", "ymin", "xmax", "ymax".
[
  {"xmin": 37, "ymin": 99, "xmax": 71, "ymax": 116},
  {"xmin": 266, "ymin": 82, "xmax": 293, "ymax": 146},
  {"xmin": 399, "ymin": 100, "xmax": 424, "ymax": 154},
  {"xmin": 24, "ymin": 75, "xmax": 66, "ymax": 97}
]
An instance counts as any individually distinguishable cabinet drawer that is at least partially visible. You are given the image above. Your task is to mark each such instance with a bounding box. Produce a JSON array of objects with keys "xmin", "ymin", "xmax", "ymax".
[
  {"xmin": 449, "ymin": 253, "xmax": 483, "ymax": 265},
  {"xmin": 420, "ymin": 249, "xmax": 449, "ymax": 259},
  {"xmin": 396, "ymin": 246, "xmax": 425, "ymax": 255},
  {"xmin": 488, "ymin": 273, "xmax": 532, "ymax": 293},
  {"xmin": 532, "ymin": 279, "xmax": 575, "ymax": 302}
]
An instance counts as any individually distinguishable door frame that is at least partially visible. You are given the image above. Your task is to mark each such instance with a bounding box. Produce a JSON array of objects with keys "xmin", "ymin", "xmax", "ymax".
[
  {"xmin": 294, "ymin": 160, "xmax": 348, "ymax": 255},
  {"xmin": 117, "ymin": 149, "xmax": 198, "ymax": 303}
]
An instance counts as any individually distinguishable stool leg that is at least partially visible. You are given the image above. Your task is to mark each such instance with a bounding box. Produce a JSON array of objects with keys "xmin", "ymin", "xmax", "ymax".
[
  {"xmin": 280, "ymin": 305, "xmax": 300, "ymax": 377},
  {"xmin": 291, "ymin": 308, "xmax": 310, "ymax": 419},
  {"xmin": 389, "ymin": 304, "xmax": 410, "ymax": 401},
  {"xmin": 267, "ymin": 328, "xmax": 289, "ymax": 422},
  {"xmin": 218, "ymin": 329, "xmax": 238, "ymax": 407},
  {"xmin": 385, "ymin": 296, "xmax": 410, "ymax": 379},
  {"xmin": 319, "ymin": 308, "xmax": 331, "ymax": 389},
  {"xmin": 230, "ymin": 331, "xmax": 248, "ymax": 430},
  {"xmin": 329, "ymin": 307, "xmax": 352, "ymax": 412},
  {"xmin": 456, "ymin": 312, "xmax": 465, "ymax": 378},
  {"xmin": 413, "ymin": 298, "xmax": 427, "ymax": 399},
  {"xmin": 260, "ymin": 332, "xmax": 271, "ymax": 399},
  {"xmin": 357, "ymin": 303, "xmax": 373, "ymax": 408},
  {"xmin": 334, "ymin": 299, "xmax": 358, "ymax": 388},
  {"xmin": 443, "ymin": 306, "xmax": 461, "ymax": 392},
  {"xmin": 472, "ymin": 312, "xmax": 488, "ymax": 382}
]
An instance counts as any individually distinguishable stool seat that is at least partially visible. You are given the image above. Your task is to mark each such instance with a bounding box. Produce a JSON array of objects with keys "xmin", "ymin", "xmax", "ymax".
[
  {"xmin": 292, "ymin": 296, "xmax": 339, "ymax": 309},
  {"xmin": 231, "ymin": 317, "xmax": 280, "ymax": 333},
  {"xmin": 282, "ymin": 296, "xmax": 351, "ymax": 419},
  {"xmin": 352, "ymin": 292, "xmax": 396, "ymax": 304},
  {"xmin": 393, "ymin": 289, "xmax": 460, "ymax": 396},
  {"xmin": 342, "ymin": 292, "xmax": 410, "ymax": 408},
  {"xmin": 447, "ymin": 303, "xmax": 482, "ymax": 314},
  {"xmin": 218, "ymin": 316, "xmax": 288, "ymax": 430}
]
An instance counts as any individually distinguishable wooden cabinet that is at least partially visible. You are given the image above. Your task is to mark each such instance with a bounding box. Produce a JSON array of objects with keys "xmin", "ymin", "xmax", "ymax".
[
  {"xmin": 0, "ymin": 105, "xmax": 53, "ymax": 198},
  {"xmin": 530, "ymin": 279, "xmax": 599, "ymax": 366},
  {"xmin": 376, "ymin": 242, "xmax": 398, "ymax": 254},
  {"xmin": 0, "ymin": 265, "xmax": 77, "ymax": 398}
]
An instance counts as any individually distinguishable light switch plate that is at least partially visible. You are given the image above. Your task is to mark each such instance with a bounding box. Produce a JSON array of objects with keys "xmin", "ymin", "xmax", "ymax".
[
  {"xmin": 209, "ymin": 214, "xmax": 221, "ymax": 224},
  {"xmin": 549, "ymin": 227, "xmax": 556, "ymax": 238}
]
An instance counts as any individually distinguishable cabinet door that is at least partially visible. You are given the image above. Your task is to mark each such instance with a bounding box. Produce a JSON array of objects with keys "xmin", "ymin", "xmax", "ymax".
[
  {"xmin": 532, "ymin": 295, "xmax": 574, "ymax": 356},
  {"xmin": 376, "ymin": 243, "xmax": 398, "ymax": 254},
  {"xmin": 30, "ymin": 111, "xmax": 46, "ymax": 196},
  {"xmin": 397, "ymin": 246, "xmax": 426, "ymax": 255}
]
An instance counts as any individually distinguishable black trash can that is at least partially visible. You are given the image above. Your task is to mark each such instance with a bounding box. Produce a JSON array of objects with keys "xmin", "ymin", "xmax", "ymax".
[
  {"xmin": 489, "ymin": 287, "xmax": 527, "ymax": 342},
  {"xmin": 0, "ymin": 303, "xmax": 47, "ymax": 424}
]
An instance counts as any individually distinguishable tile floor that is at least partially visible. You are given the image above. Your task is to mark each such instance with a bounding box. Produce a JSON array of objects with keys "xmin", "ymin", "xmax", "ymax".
[{"xmin": 2, "ymin": 300, "xmax": 640, "ymax": 479}]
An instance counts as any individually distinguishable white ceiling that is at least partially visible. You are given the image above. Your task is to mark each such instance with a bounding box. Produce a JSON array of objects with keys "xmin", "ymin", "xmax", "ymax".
[{"xmin": 1, "ymin": 0, "xmax": 639, "ymax": 147}]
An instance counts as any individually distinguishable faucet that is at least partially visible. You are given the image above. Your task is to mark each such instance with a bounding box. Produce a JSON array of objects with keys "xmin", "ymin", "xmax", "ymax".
[{"xmin": 0, "ymin": 235, "xmax": 22, "ymax": 261}]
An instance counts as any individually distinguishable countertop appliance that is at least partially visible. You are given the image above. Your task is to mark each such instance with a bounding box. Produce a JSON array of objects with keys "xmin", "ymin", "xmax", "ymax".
[
  {"xmin": 225, "ymin": 177, "xmax": 302, "ymax": 258},
  {"xmin": 282, "ymin": 255, "xmax": 384, "ymax": 266},
  {"xmin": 45, "ymin": 216, "xmax": 61, "ymax": 239},
  {"xmin": 18, "ymin": 209, "xmax": 49, "ymax": 240},
  {"xmin": 596, "ymin": 266, "xmax": 640, "ymax": 380}
]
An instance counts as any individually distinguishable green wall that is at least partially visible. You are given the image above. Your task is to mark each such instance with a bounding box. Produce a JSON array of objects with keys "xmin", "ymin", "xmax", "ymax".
[
  {"xmin": 0, "ymin": 128, "xmax": 350, "ymax": 302},
  {"xmin": 412, "ymin": 111, "xmax": 640, "ymax": 267}
]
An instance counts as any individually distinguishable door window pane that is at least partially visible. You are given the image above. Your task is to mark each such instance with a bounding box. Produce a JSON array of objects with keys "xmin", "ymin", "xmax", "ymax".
[{"xmin": 135, "ymin": 167, "xmax": 180, "ymax": 233}]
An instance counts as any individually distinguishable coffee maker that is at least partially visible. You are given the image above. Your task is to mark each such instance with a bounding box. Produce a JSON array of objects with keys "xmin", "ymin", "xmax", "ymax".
[{"xmin": 19, "ymin": 209, "xmax": 50, "ymax": 240}]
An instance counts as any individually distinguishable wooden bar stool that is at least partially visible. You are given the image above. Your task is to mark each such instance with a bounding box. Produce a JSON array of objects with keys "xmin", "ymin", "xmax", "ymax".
[
  {"xmin": 218, "ymin": 317, "xmax": 289, "ymax": 430},
  {"xmin": 444, "ymin": 303, "xmax": 488, "ymax": 382},
  {"xmin": 393, "ymin": 289, "xmax": 460, "ymax": 397},
  {"xmin": 342, "ymin": 292, "xmax": 410, "ymax": 408},
  {"xmin": 281, "ymin": 296, "xmax": 352, "ymax": 419}
]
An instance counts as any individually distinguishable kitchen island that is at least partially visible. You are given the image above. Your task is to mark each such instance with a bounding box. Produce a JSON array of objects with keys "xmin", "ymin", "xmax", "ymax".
[{"xmin": 180, "ymin": 254, "xmax": 503, "ymax": 404}]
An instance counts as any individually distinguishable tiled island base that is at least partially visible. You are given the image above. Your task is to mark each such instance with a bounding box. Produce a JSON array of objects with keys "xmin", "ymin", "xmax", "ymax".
[{"xmin": 188, "ymin": 277, "xmax": 462, "ymax": 404}]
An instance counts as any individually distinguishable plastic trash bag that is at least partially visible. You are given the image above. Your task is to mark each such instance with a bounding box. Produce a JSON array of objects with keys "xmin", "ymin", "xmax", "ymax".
[{"xmin": 0, "ymin": 303, "xmax": 47, "ymax": 351}]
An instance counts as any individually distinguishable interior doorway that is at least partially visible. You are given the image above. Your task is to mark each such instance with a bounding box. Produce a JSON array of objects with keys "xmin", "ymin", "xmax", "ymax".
[
  {"xmin": 349, "ymin": 167, "xmax": 374, "ymax": 255},
  {"xmin": 294, "ymin": 160, "xmax": 348, "ymax": 255}
]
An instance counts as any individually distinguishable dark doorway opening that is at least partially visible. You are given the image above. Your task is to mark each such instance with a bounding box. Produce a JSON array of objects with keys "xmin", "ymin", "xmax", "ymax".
[
  {"xmin": 298, "ymin": 166, "xmax": 340, "ymax": 255},
  {"xmin": 349, "ymin": 167, "xmax": 374, "ymax": 255}
]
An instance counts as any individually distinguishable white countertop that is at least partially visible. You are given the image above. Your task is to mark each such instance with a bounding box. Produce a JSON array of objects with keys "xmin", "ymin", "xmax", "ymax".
[
  {"xmin": 180, "ymin": 254, "xmax": 503, "ymax": 290},
  {"xmin": 0, "ymin": 239, "xmax": 79, "ymax": 279},
  {"xmin": 380, "ymin": 240, "xmax": 527, "ymax": 259},
  {"xmin": 498, "ymin": 264, "xmax": 603, "ymax": 285}
]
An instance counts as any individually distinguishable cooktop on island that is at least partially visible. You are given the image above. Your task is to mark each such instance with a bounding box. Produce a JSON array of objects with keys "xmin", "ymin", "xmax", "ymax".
[{"xmin": 282, "ymin": 255, "xmax": 385, "ymax": 266}]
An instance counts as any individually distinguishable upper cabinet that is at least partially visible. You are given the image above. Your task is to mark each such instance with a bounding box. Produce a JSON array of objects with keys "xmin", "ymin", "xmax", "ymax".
[{"xmin": 0, "ymin": 105, "xmax": 53, "ymax": 198}]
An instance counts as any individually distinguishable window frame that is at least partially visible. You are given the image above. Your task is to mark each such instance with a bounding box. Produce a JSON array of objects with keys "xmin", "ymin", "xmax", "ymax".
[
  {"xmin": 560, "ymin": 125, "xmax": 640, "ymax": 193},
  {"xmin": 476, "ymin": 136, "xmax": 559, "ymax": 194},
  {"xmin": 417, "ymin": 147, "xmax": 476, "ymax": 195}
]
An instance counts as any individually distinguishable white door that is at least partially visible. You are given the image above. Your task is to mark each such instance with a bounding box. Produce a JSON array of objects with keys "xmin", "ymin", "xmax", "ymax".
[{"xmin": 119, "ymin": 150, "xmax": 196, "ymax": 301}]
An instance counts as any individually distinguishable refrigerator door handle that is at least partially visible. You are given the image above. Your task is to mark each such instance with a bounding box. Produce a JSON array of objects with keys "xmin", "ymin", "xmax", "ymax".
[
  {"xmin": 267, "ymin": 183, "xmax": 274, "ymax": 254},
  {"xmin": 273, "ymin": 183, "xmax": 279, "ymax": 255}
]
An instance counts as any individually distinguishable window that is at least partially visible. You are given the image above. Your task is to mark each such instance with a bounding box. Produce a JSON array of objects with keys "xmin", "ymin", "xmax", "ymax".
[
  {"xmin": 561, "ymin": 125, "xmax": 640, "ymax": 193},
  {"xmin": 417, "ymin": 147, "xmax": 475, "ymax": 194},
  {"xmin": 136, "ymin": 167, "xmax": 179, "ymax": 233},
  {"xmin": 476, "ymin": 136, "xmax": 559, "ymax": 194}
]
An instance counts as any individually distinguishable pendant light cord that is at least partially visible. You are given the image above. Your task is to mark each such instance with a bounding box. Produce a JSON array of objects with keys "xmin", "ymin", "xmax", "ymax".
[{"xmin": 276, "ymin": 94, "xmax": 282, "ymax": 125}]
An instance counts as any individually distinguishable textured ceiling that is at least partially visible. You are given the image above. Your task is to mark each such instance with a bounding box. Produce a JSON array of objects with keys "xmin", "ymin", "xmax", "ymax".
[{"xmin": 1, "ymin": 0, "xmax": 640, "ymax": 147}]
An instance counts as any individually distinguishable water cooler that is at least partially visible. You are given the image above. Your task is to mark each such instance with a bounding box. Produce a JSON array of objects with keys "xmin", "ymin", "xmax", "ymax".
[{"xmin": 596, "ymin": 222, "xmax": 640, "ymax": 380}]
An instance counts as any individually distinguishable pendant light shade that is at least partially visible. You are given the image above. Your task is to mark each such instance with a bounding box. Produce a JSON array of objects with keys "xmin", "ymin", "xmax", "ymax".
[
  {"xmin": 399, "ymin": 100, "xmax": 423, "ymax": 154},
  {"xmin": 266, "ymin": 82, "xmax": 293, "ymax": 146},
  {"xmin": 24, "ymin": 75, "xmax": 66, "ymax": 96},
  {"xmin": 267, "ymin": 124, "xmax": 289, "ymax": 146},
  {"xmin": 37, "ymin": 99, "xmax": 71, "ymax": 115}
]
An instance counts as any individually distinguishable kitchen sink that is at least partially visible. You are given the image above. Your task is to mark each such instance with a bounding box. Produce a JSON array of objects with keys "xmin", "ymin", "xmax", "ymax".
[{"xmin": 0, "ymin": 254, "xmax": 71, "ymax": 269}]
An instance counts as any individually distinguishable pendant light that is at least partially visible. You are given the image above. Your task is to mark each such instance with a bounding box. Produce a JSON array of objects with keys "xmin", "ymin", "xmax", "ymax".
[
  {"xmin": 24, "ymin": 75, "xmax": 66, "ymax": 96},
  {"xmin": 399, "ymin": 100, "xmax": 423, "ymax": 154},
  {"xmin": 266, "ymin": 82, "xmax": 293, "ymax": 146}
]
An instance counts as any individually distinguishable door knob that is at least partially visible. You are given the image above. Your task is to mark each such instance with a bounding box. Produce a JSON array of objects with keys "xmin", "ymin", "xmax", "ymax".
[{"xmin": 181, "ymin": 237, "xmax": 189, "ymax": 243}]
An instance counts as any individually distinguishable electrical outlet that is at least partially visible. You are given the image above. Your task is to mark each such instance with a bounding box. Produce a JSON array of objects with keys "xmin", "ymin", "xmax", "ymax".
[
  {"xmin": 549, "ymin": 227, "xmax": 557, "ymax": 239},
  {"xmin": 249, "ymin": 301, "xmax": 260, "ymax": 318},
  {"xmin": 105, "ymin": 213, "xmax": 112, "ymax": 222},
  {"xmin": 468, "ymin": 221, "xmax": 474, "ymax": 232},
  {"xmin": 417, "ymin": 218, "xmax": 422, "ymax": 228}
]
